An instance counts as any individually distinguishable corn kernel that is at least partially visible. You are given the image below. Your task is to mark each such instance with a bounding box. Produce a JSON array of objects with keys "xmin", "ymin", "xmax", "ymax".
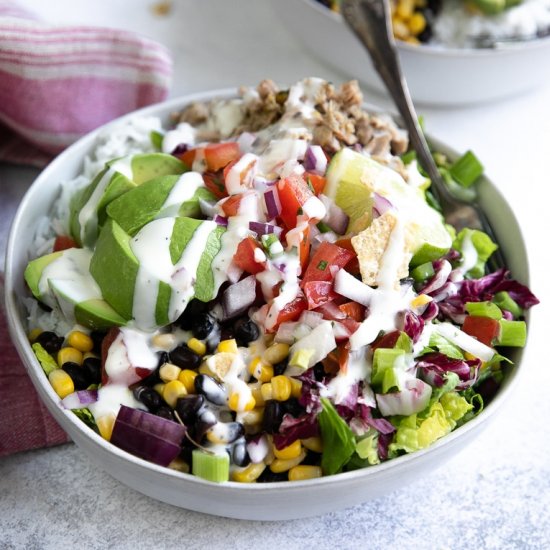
[
  {"xmin": 260, "ymin": 383, "xmax": 273, "ymax": 401},
  {"xmin": 270, "ymin": 451, "xmax": 306, "ymax": 473},
  {"xmin": 262, "ymin": 343, "xmax": 290, "ymax": 365},
  {"xmin": 217, "ymin": 339, "xmax": 238, "ymax": 354},
  {"xmin": 405, "ymin": 36, "xmax": 421, "ymax": 45},
  {"xmin": 271, "ymin": 375, "xmax": 292, "ymax": 401},
  {"xmin": 302, "ymin": 436, "xmax": 323, "ymax": 453},
  {"xmin": 250, "ymin": 385, "xmax": 265, "ymax": 407},
  {"xmin": 97, "ymin": 413, "xmax": 116, "ymax": 441},
  {"xmin": 151, "ymin": 333, "xmax": 177, "ymax": 350},
  {"xmin": 273, "ymin": 440, "xmax": 302, "ymax": 460},
  {"xmin": 414, "ymin": 0, "xmax": 427, "ymax": 7},
  {"xmin": 240, "ymin": 407, "xmax": 264, "ymax": 426},
  {"xmin": 187, "ymin": 337, "xmax": 206, "ymax": 356},
  {"xmin": 163, "ymin": 379, "xmax": 187, "ymax": 408},
  {"xmin": 232, "ymin": 462, "xmax": 266, "ymax": 483},
  {"xmin": 289, "ymin": 377, "xmax": 302, "ymax": 399},
  {"xmin": 178, "ymin": 369, "xmax": 198, "ymax": 393},
  {"xmin": 248, "ymin": 357, "xmax": 274, "ymax": 382},
  {"xmin": 198, "ymin": 363, "xmax": 212, "ymax": 375},
  {"xmin": 408, "ymin": 12, "xmax": 426, "ymax": 35},
  {"xmin": 228, "ymin": 392, "xmax": 256, "ymax": 412},
  {"xmin": 153, "ymin": 382, "xmax": 165, "ymax": 396},
  {"xmin": 396, "ymin": 0, "xmax": 414, "ymax": 19},
  {"xmin": 82, "ymin": 351, "xmax": 99, "ymax": 361},
  {"xmin": 28, "ymin": 328, "xmax": 43, "ymax": 343},
  {"xmin": 392, "ymin": 17, "xmax": 410, "ymax": 40},
  {"xmin": 159, "ymin": 362, "xmax": 182, "ymax": 382},
  {"xmin": 48, "ymin": 368, "xmax": 74, "ymax": 398},
  {"xmin": 168, "ymin": 456, "xmax": 190, "ymax": 474},
  {"xmin": 57, "ymin": 346, "xmax": 83, "ymax": 367},
  {"xmin": 66, "ymin": 331, "xmax": 94, "ymax": 353},
  {"xmin": 410, "ymin": 293, "xmax": 432, "ymax": 308},
  {"xmin": 289, "ymin": 465, "xmax": 323, "ymax": 481},
  {"xmin": 205, "ymin": 352, "xmax": 235, "ymax": 380}
]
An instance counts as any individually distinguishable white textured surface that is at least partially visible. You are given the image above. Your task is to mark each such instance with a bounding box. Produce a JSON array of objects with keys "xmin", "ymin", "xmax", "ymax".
[{"xmin": 1, "ymin": 0, "xmax": 550, "ymax": 547}]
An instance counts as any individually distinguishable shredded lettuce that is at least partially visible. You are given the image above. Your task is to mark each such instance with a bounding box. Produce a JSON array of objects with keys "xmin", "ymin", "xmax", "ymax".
[
  {"xmin": 32, "ymin": 343, "xmax": 59, "ymax": 376},
  {"xmin": 72, "ymin": 408, "xmax": 98, "ymax": 431},
  {"xmin": 355, "ymin": 431, "xmax": 380, "ymax": 465}
]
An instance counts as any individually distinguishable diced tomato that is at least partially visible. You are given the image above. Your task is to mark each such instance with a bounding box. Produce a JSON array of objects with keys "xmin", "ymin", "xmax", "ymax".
[
  {"xmin": 371, "ymin": 330, "xmax": 401, "ymax": 352},
  {"xmin": 275, "ymin": 295, "xmax": 308, "ymax": 326},
  {"xmin": 202, "ymin": 171, "xmax": 227, "ymax": 199},
  {"xmin": 233, "ymin": 236, "xmax": 266, "ymax": 275},
  {"xmin": 204, "ymin": 142, "xmax": 241, "ymax": 172},
  {"xmin": 276, "ymin": 174, "xmax": 314, "ymax": 229},
  {"xmin": 301, "ymin": 242, "xmax": 355, "ymax": 286},
  {"xmin": 335, "ymin": 237, "xmax": 360, "ymax": 275},
  {"xmin": 338, "ymin": 343, "xmax": 350, "ymax": 374},
  {"xmin": 304, "ymin": 172, "xmax": 327, "ymax": 195},
  {"xmin": 462, "ymin": 316, "xmax": 500, "ymax": 346},
  {"xmin": 53, "ymin": 235, "xmax": 76, "ymax": 252},
  {"xmin": 299, "ymin": 225, "xmax": 311, "ymax": 273},
  {"xmin": 220, "ymin": 194, "xmax": 243, "ymax": 217},
  {"xmin": 178, "ymin": 148, "xmax": 198, "ymax": 169},
  {"xmin": 338, "ymin": 318, "xmax": 361, "ymax": 337},
  {"xmin": 314, "ymin": 300, "xmax": 346, "ymax": 321},
  {"xmin": 338, "ymin": 301, "xmax": 366, "ymax": 322},
  {"xmin": 303, "ymin": 281, "xmax": 339, "ymax": 310}
]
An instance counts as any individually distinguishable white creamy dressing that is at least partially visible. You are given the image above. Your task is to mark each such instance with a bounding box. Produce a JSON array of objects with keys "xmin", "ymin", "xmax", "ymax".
[
  {"xmin": 130, "ymin": 218, "xmax": 216, "ymax": 330},
  {"xmin": 434, "ymin": 322, "xmax": 495, "ymax": 362},
  {"xmin": 40, "ymin": 248, "xmax": 102, "ymax": 315},
  {"xmin": 161, "ymin": 122, "xmax": 196, "ymax": 154},
  {"xmin": 89, "ymin": 383, "xmax": 145, "ymax": 422},
  {"xmin": 224, "ymin": 153, "xmax": 259, "ymax": 195},
  {"xmin": 223, "ymin": 354, "xmax": 254, "ymax": 413},
  {"xmin": 78, "ymin": 156, "xmax": 134, "ymax": 245},
  {"xmin": 324, "ymin": 348, "xmax": 370, "ymax": 404},
  {"xmin": 156, "ymin": 172, "xmax": 204, "ymax": 218}
]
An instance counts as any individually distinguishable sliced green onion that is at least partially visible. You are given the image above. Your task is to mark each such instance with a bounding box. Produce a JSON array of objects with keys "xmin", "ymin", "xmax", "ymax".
[
  {"xmin": 432, "ymin": 151, "xmax": 449, "ymax": 168},
  {"xmin": 192, "ymin": 449, "xmax": 229, "ymax": 483},
  {"xmin": 411, "ymin": 261, "xmax": 435, "ymax": 283},
  {"xmin": 150, "ymin": 130, "xmax": 164, "ymax": 151},
  {"xmin": 493, "ymin": 291, "xmax": 523, "ymax": 319},
  {"xmin": 497, "ymin": 320, "xmax": 527, "ymax": 347},
  {"xmin": 465, "ymin": 301, "xmax": 502, "ymax": 320},
  {"xmin": 449, "ymin": 150, "xmax": 484, "ymax": 188},
  {"xmin": 316, "ymin": 221, "xmax": 332, "ymax": 233},
  {"xmin": 261, "ymin": 234, "xmax": 283, "ymax": 258}
]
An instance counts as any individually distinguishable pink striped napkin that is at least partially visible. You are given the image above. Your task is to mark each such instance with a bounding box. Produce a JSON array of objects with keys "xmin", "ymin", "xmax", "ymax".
[{"xmin": 0, "ymin": 0, "xmax": 173, "ymax": 167}]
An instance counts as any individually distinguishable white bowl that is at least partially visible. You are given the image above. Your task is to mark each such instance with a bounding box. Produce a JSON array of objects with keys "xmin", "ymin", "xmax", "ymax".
[
  {"xmin": 5, "ymin": 90, "xmax": 531, "ymax": 520},
  {"xmin": 273, "ymin": 0, "xmax": 550, "ymax": 106}
]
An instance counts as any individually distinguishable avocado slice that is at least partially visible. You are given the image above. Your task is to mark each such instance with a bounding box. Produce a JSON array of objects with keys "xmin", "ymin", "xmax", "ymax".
[
  {"xmin": 25, "ymin": 247, "xmax": 126, "ymax": 329},
  {"xmin": 70, "ymin": 153, "xmax": 187, "ymax": 247},
  {"xmin": 106, "ymin": 173, "xmax": 216, "ymax": 236}
]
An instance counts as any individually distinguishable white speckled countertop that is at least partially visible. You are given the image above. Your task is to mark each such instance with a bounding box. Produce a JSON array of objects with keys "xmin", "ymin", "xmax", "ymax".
[{"xmin": 1, "ymin": 1, "xmax": 550, "ymax": 548}]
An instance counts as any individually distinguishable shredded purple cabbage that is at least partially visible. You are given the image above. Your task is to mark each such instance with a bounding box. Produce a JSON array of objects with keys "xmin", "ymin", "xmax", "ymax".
[{"xmin": 417, "ymin": 352, "xmax": 481, "ymax": 390}]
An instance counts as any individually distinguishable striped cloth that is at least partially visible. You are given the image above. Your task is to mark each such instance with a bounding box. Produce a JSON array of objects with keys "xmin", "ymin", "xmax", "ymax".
[{"xmin": 0, "ymin": 0, "xmax": 172, "ymax": 167}]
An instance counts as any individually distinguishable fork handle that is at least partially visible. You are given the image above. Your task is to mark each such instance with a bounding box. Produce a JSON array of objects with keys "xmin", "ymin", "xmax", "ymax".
[{"xmin": 341, "ymin": 0, "xmax": 446, "ymax": 204}]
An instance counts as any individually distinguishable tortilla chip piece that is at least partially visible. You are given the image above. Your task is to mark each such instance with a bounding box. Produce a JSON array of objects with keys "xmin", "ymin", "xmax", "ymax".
[{"xmin": 351, "ymin": 211, "xmax": 412, "ymax": 288}]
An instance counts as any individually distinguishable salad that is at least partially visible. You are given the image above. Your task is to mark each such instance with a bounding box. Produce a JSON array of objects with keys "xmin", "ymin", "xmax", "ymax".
[
  {"xmin": 318, "ymin": 0, "xmax": 550, "ymax": 48},
  {"xmin": 25, "ymin": 77, "xmax": 538, "ymax": 483}
]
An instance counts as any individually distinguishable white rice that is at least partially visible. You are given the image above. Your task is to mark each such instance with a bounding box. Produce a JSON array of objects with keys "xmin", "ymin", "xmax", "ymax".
[
  {"xmin": 26, "ymin": 116, "xmax": 161, "ymax": 332},
  {"xmin": 433, "ymin": 0, "xmax": 550, "ymax": 48}
]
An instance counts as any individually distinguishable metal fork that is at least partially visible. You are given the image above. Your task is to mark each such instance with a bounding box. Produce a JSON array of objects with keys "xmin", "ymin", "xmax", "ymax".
[{"xmin": 340, "ymin": 0, "xmax": 506, "ymax": 272}]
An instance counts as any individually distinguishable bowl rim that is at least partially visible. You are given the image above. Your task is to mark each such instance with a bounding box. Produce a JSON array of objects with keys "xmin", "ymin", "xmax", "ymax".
[
  {"xmin": 4, "ymin": 87, "xmax": 531, "ymax": 494},
  {"xmin": 301, "ymin": 0, "xmax": 550, "ymax": 57}
]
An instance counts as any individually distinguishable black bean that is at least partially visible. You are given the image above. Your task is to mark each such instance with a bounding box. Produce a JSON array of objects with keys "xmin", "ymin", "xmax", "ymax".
[
  {"xmin": 194, "ymin": 374, "xmax": 227, "ymax": 406},
  {"xmin": 195, "ymin": 416, "xmax": 217, "ymax": 442},
  {"xmin": 133, "ymin": 386, "xmax": 162, "ymax": 412},
  {"xmin": 262, "ymin": 400, "xmax": 283, "ymax": 434},
  {"xmin": 157, "ymin": 351, "xmax": 170, "ymax": 368},
  {"xmin": 273, "ymin": 357, "xmax": 288, "ymax": 377},
  {"xmin": 155, "ymin": 406, "xmax": 174, "ymax": 421},
  {"xmin": 176, "ymin": 299, "xmax": 208, "ymax": 330},
  {"xmin": 90, "ymin": 331, "xmax": 106, "ymax": 353},
  {"xmin": 169, "ymin": 346, "xmax": 200, "ymax": 370},
  {"xmin": 82, "ymin": 357, "xmax": 101, "ymax": 385},
  {"xmin": 281, "ymin": 397, "xmax": 305, "ymax": 418},
  {"xmin": 313, "ymin": 362, "xmax": 326, "ymax": 382},
  {"xmin": 206, "ymin": 422, "xmax": 244, "ymax": 444},
  {"xmin": 232, "ymin": 439, "xmax": 251, "ymax": 467},
  {"xmin": 192, "ymin": 313, "xmax": 216, "ymax": 339},
  {"xmin": 234, "ymin": 318, "xmax": 259, "ymax": 346},
  {"xmin": 36, "ymin": 331, "xmax": 64, "ymax": 354},
  {"xmin": 257, "ymin": 469, "xmax": 288, "ymax": 483},
  {"xmin": 301, "ymin": 451, "xmax": 321, "ymax": 466},
  {"xmin": 61, "ymin": 361, "xmax": 90, "ymax": 390},
  {"xmin": 219, "ymin": 325, "xmax": 235, "ymax": 342},
  {"xmin": 175, "ymin": 394, "xmax": 205, "ymax": 425}
]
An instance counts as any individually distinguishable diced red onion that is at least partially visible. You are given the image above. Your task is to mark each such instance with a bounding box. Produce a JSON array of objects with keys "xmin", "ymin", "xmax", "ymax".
[
  {"xmin": 214, "ymin": 214, "xmax": 228, "ymax": 227},
  {"xmin": 299, "ymin": 310, "xmax": 324, "ymax": 328},
  {"xmin": 376, "ymin": 379, "xmax": 432, "ymax": 417},
  {"xmin": 253, "ymin": 176, "xmax": 277, "ymax": 191},
  {"xmin": 247, "ymin": 434, "xmax": 269, "ymax": 463},
  {"xmin": 372, "ymin": 193, "xmax": 393, "ymax": 218},
  {"xmin": 110, "ymin": 405, "xmax": 186, "ymax": 467},
  {"xmin": 227, "ymin": 262, "xmax": 243, "ymax": 284},
  {"xmin": 319, "ymin": 194, "xmax": 349, "ymax": 235},
  {"xmin": 62, "ymin": 389, "xmax": 98, "ymax": 410},
  {"xmin": 275, "ymin": 321, "xmax": 299, "ymax": 344},
  {"xmin": 199, "ymin": 198, "xmax": 217, "ymax": 218},
  {"xmin": 222, "ymin": 275, "xmax": 257, "ymax": 319},
  {"xmin": 249, "ymin": 221, "xmax": 283, "ymax": 237},
  {"xmin": 304, "ymin": 145, "xmax": 328, "ymax": 175},
  {"xmin": 237, "ymin": 131, "xmax": 256, "ymax": 153},
  {"xmin": 264, "ymin": 188, "xmax": 281, "ymax": 219}
]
